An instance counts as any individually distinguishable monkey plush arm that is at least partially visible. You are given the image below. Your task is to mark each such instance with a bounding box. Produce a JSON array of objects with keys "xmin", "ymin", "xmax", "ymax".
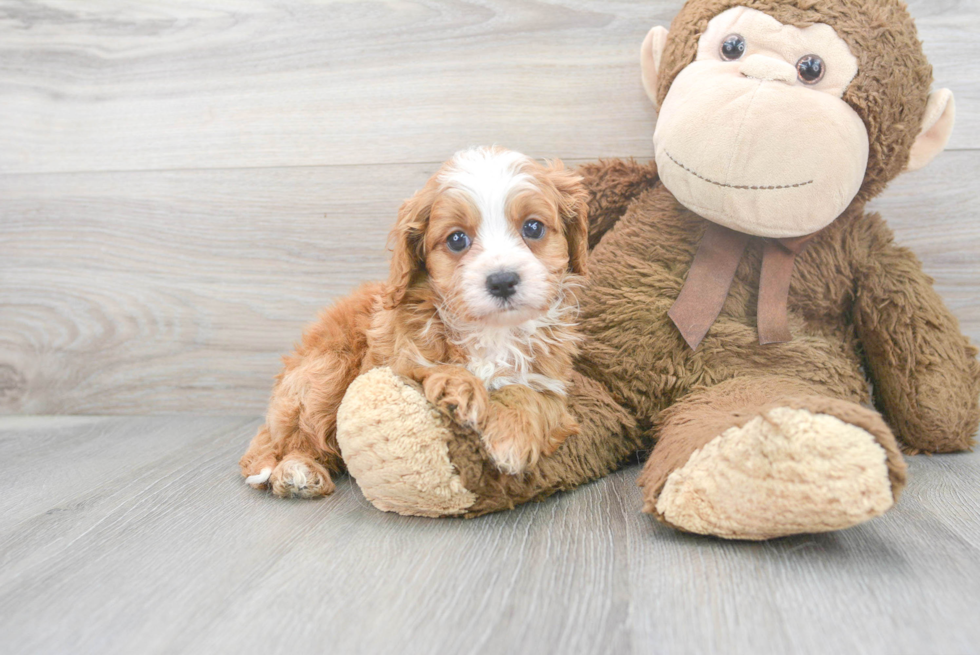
[
  {"xmin": 852, "ymin": 214, "xmax": 980, "ymax": 453},
  {"xmin": 576, "ymin": 159, "xmax": 659, "ymax": 248}
]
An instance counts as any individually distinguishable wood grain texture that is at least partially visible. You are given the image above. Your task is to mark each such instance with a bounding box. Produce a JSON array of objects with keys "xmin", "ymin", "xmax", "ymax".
[
  {"xmin": 0, "ymin": 415, "xmax": 978, "ymax": 655},
  {"xmin": 1, "ymin": 0, "xmax": 979, "ymax": 415},
  {"xmin": 0, "ymin": 163, "xmax": 429, "ymax": 413},
  {"xmin": 0, "ymin": 0, "xmax": 977, "ymax": 176},
  {"xmin": 2, "ymin": 152, "xmax": 978, "ymax": 415}
]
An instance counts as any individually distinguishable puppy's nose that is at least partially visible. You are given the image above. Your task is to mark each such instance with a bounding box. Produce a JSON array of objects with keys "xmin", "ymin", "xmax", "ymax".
[{"xmin": 486, "ymin": 271, "xmax": 521, "ymax": 300}]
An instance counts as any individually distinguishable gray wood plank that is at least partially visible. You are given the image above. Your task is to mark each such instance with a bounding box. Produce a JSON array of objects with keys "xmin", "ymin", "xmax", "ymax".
[
  {"xmin": 0, "ymin": 414, "xmax": 249, "ymax": 524},
  {"xmin": 0, "ymin": 0, "xmax": 976, "ymax": 176},
  {"xmin": 0, "ymin": 415, "xmax": 978, "ymax": 655},
  {"xmin": 2, "ymin": 152, "xmax": 978, "ymax": 415},
  {"xmin": 0, "ymin": 415, "xmax": 633, "ymax": 655}
]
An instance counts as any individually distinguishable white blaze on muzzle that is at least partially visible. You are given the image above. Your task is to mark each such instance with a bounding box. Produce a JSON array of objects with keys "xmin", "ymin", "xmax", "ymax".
[{"xmin": 441, "ymin": 149, "xmax": 552, "ymax": 320}]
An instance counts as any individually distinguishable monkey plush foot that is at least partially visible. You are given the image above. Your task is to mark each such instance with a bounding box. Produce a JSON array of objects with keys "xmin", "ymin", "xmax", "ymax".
[
  {"xmin": 336, "ymin": 367, "xmax": 642, "ymax": 518},
  {"xmin": 638, "ymin": 379, "xmax": 908, "ymax": 540},
  {"xmin": 335, "ymin": 367, "xmax": 478, "ymax": 517}
]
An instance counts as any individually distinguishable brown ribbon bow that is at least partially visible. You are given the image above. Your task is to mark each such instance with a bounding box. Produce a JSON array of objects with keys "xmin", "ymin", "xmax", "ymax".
[{"xmin": 668, "ymin": 222, "xmax": 816, "ymax": 350}]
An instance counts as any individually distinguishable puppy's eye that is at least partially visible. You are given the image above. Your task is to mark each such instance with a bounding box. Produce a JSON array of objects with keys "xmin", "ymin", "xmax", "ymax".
[
  {"xmin": 446, "ymin": 230, "xmax": 471, "ymax": 253},
  {"xmin": 522, "ymin": 219, "xmax": 545, "ymax": 240},
  {"xmin": 720, "ymin": 34, "xmax": 746, "ymax": 61},
  {"xmin": 797, "ymin": 55, "xmax": 825, "ymax": 84}
]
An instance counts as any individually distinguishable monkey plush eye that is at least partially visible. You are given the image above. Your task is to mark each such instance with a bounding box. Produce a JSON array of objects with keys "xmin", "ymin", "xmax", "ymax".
[
  {"xmin": 797, "ymin": 55, "xmax": 826, "ymax": 84},
  {"xmin": 522, "ymin": 219, "xmax": 545, "ymax": 240},
  {"xmin": 446, "ymin": 230, "xmax": 471, "ymax": 252},
  {"xmin": 720, "ymin": 34, "xmax": 746, "ymax": 61}
]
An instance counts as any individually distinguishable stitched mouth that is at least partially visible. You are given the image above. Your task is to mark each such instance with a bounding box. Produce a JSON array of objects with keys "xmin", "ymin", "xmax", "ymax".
[{"xmin": 665, "ymin": 151, "xmax": 814, "ymax": 190}]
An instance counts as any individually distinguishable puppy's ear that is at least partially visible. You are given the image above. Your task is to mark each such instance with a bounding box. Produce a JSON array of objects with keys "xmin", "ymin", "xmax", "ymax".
[
  {"xmin": 545, "ymin": 159, "xmax": 590, "ymax": 276},
  {"xmin": 385, "ymin": 185, "xmax": 433, "ymax": 309}
]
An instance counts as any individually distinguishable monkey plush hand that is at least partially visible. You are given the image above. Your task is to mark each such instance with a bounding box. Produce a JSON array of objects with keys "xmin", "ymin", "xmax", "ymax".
[{"xmin": 335, "ymin": 0, "xmax": 980, "ymax": 539}]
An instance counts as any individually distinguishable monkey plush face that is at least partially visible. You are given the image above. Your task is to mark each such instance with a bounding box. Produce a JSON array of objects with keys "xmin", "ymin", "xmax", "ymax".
[
  {"xmin": 642, "ymin": 1, "xmax": 956, "ymax": 239},
  {"xmin": 652, "ymin": 8, "xmax": 866, "ymax": 238}
]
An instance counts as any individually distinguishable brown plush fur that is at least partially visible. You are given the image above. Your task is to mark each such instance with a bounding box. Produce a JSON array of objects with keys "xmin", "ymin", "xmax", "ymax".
[
  {"xmin": 578, "ymin": 179, "xmax": 980, "ymax": 454},
  {"xmin": 429, "ymin": 0, "xmax": 980, "ymax": 518},
  {"xmin": 240, "ymin": 152, "xmax": 590, "ymax": 495},
  {"xmin": 443, "ymin": 155, "xmax": 978, "ymax": 517},
  {"xmin": 580, "ymin": 159, "xmax": 661, "ymax": 248},
  {"xmin": 260, "ymin": 1, "xmax": 978, "ymax": 531},
  {"xmin": 444, "ymin": 371, "xmax": 646, "ymax": 517}
]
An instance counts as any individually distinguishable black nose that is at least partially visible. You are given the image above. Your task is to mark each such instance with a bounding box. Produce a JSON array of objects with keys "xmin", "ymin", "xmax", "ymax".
[{"xmin": 486, "ymin": 271, "xmax": 521, "ymax": 300}]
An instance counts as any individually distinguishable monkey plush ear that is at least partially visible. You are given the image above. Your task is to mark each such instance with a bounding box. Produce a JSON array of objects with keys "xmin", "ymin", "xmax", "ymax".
[
  {"xmin": 907, "ymin": 89, "xmax": 956, "ymax": 172},
  {"xmin": 641, "ymin": 26, "xmax": 669, "ymax": 110}
]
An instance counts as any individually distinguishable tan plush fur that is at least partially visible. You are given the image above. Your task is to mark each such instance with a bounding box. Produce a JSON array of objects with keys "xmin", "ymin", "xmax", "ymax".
[
  {"xmin": 240, "ymin": 148, "xmax": 590, "ymax": 495},
  {"xmin": 336, "ymin": 368, "xmax": 645, "ymax": 517},
  {"xmin": 636, "ymin": 376, "xmax": 908, "ymax": 504},
  {"xmin": 336, "ymin": 368, "xmax": 478, "ymax": 517},
  {"xmin": 654, "ymin": 407, "xmax": 896, "ymax": 539},
  {"xmin": 656, "ymin": 0, "xmax": 934, "ymax": 205}
]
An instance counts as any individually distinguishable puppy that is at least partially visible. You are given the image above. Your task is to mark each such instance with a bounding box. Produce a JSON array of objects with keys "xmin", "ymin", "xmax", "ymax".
[{"xmin": 240, "ymin": 146, "xmax": 589, "ymax": 498}]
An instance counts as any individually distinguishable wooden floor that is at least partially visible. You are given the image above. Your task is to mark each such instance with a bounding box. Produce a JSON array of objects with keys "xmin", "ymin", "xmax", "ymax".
[{"xmin": 1, "ymin": 415, "xmax": 979, "ymax": 655}]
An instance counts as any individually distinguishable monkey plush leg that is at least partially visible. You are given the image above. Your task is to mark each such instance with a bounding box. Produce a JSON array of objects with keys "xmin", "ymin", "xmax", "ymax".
[
  {"xmin": 637, "ymin": 377, "xmax": 908, "ymax": 540},
  {"xmin": 336, "ymin": 368, "xmax": 645, "ymax": 517},
  {"xmin": 852, "ymin": 218, "xmax": 980, "ymax": 453}
]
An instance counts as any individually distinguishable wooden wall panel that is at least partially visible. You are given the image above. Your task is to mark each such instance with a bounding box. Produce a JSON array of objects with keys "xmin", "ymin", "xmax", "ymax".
[
  {"xmin": 2, "ymin": 153, "xmax": 977, "ymax": 415},
  {"xmin": 0, "ymin": 0, "xmax": 977, "ymax": 414},
  {"xmin": 0, "ymin": 0, "xmax": 976, "ymax": 175}
]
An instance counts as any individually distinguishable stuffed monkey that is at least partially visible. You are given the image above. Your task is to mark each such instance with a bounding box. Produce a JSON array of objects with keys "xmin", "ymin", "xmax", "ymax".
[{"xmin": 281, "ymin": 0, "xmax": 980, "ymax": 540}]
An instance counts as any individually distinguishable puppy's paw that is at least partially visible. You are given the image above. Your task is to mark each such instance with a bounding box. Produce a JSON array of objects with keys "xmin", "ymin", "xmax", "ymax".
[
  {"xmin": 240, "ymin": 440, "xmax": 278, "ymax": 489},
  {"xmin": 543, "ymin": 415, "xmax": 579, "ymax": 456},
  {"xmin": 484, "ymin": 436, "xmax": 533, "ymax": 475},
  {"xmin": 484, "ymin": 410, "xmax": 577, "ymax": 475},
  {"xmin": 268, "ymin": 456, "xmax": 335, "ymax": 499},
  {"xmin": 244, "ymin": 466, "xmax": 273, "ymax": 488},
  {"xmin": 482, "ymin": 416, "xmax": 538, "ymax": 475},
  {"xmin": 422, "ymin": 367, "xmax": 489, "ymax": 430}
]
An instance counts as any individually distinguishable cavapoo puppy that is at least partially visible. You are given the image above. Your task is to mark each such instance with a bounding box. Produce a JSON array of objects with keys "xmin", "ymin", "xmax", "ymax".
[{"xmin": 240, "ymin": 146, "xmax": 590, "ymax": 497}]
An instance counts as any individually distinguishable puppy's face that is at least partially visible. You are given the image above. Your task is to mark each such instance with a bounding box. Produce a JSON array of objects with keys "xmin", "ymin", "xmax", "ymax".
[{"xmin": 387, "ymin": 147, "xmax": 588, "ymax": 327}]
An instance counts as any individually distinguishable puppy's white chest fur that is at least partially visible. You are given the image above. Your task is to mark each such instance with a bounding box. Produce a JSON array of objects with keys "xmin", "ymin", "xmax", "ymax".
[{"xmin": 460, "ymin": 321, "xmax": 567, "ymax": 396}]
